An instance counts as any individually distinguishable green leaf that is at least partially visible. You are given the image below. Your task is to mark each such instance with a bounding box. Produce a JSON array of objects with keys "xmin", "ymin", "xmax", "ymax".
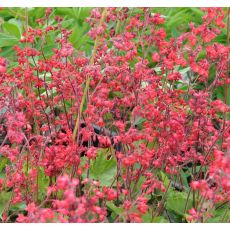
[
  {"xmin": 28, "ymin": 7, "xmax": 45, "ymax": 25},
  {"xmin": 142, "ymin": 213, "xmax": 169, "ymax": 223},
  {"xmin": 109, "ymin": 91, "xmax": 124, "ymax": 99},
  {"xmin": 152, "ymin": 216, "xmax": 169, "ymax": 223},
  {"xmin": 178, "ymin": 85, "xmax": 189, "ymax": 91},
  {"xmin": 160, "ymin": 171, "xmax": 171, "ymax": 189},
  {"xmin": 180, "ymin": 171, "xmax": 189, "ymax": 188},
  {"xmin": 88, "ymin": 148, "xmax": 117, "ymax": 186},
  {"xmin": 55, "ymin": 8, "xmax": 76, "ymax": 18},
  {"xmin": 227, "ymin": 87, "xmax": 230, "ymax": 106},
  {"xmin": 0, "ymin": 46, "xmax": 16, "ymax": 61},
  {"xmin": 0, "ymin": 32, "xmax": 19, "ymax": 47},
  {"xmin": 131, "ymin": 175, "xmax": 145, "ymax": 196},
  {"xmin": 134, "ymin": 117, "xmax": 146, "ymax": 129},
  {"xmin": 0, "ymin": 191, "xmax": 12, "ymax": 218},
  {"xmin": 166, "ymin": 191, "xmax": 193, "ymax": 216},
  {"xmin": 37, "ymin": 167, "xmax": 49, "ymax": 201},
  {"xmin": 10, "ymin": 202, "xmax": 27, "ymax": 212},
  {"xmin": 106, "ymin": 201, "xmax": 124, "ymax": 216},
  {"xmin": 180, "ymin": 67, "xmax": 191, "ymax": 81},
  {"xmin": 207, "ymin": 205, "xmax": 230, "ymax": 223},
  {"xmin": 189, "ymin": 8, "xmax": 204, "ymax": 17},
  {"xmin": 3, "ymin": 21, "xmax": 21, "ymax": 39},
  {"xmin": 0, "ymin": 156, "xmax": 8, "ymax": 173},
  {"xmin": 197, "ymin": 50, "xmax": 206, "ymax": 61},
  {"xmin": 154, "ymin": 66, "xmax": 162, "ymax": 73},
  {"xmin": 42, "ymin": 44, "xmax": 56, "ymax": 57}
]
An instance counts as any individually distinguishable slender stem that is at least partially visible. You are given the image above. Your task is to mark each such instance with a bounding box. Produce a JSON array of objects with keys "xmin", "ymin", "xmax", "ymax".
[
  {"xmin": 72, "ymin": 8, "xmax": 107, "ymax": 141},
  {"xmin": 115, "ymin": 19, "xmax": 120, "ymax": 35},
  {"xmin": 222, "ymin": 8, "xmax": 230, "ymax": 135}
]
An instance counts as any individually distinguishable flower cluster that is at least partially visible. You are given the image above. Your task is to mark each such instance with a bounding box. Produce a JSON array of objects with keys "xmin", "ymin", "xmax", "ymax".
[{"xmin": 0, "ymin": 7, "xmax": 229, "ymax": 223}]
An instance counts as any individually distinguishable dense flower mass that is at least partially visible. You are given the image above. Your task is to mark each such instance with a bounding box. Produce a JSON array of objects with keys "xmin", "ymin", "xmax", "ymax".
[{"xmin": 0, "ymin": 7, "xmax": 229, "ymax": 223}]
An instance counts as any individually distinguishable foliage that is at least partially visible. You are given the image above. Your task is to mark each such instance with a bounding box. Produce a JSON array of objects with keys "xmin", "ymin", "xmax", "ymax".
[{"xmin": 0, "ymin": 7, "xmax": 229, "ymax": 223}]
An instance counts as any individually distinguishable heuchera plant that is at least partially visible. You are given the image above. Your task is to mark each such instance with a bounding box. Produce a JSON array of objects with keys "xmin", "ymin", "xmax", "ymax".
[{"xmin": 0, "ymin": 7, "xmax": 229, "ymax": 223}]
